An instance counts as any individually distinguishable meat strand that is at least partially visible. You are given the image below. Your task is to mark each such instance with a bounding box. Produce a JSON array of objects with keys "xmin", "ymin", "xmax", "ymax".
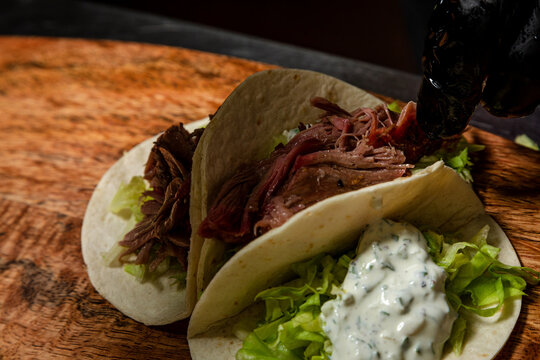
[{"xmin": 119, "ymin": 124, "xmax": 202, "ymax": 271}]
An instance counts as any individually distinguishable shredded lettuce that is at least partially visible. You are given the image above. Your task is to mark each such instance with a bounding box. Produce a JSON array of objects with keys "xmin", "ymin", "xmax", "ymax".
[
  {"xmin": 236, "ymin": 253, "xmax": 353, "ymax": 360},
  {"xmin": 424, "ymin": 226, "xmax": 539, "ymax": 354},
  {"xmin": 105, "ymin": 176, "xmax": 150, "ymax": 271},
  {"xmin": 123, "ymin": 263, "xmax": 147, "ymax": 281},
  {"xmin": 446, "ymin": 315, "xmax": 466, "ymax": 355},
  {"xmin": 515, "ymin": 134, "xmax": 539, "ymax": 151},
  {"xmin": 109, "ymin": 176, "xmax": 152, "ymax": 222},
  {"xmin": 102, "ymin": 241, "xmax": 127, "ymax": 267},
  {"xmin": 168, "ymin": 264, "xmax": 188, "ymax": 290},
  {"xmin": 263, "ymin": 127, "xmax": 306, "ymax": 158},
  {"xmin": 387, "ymin": 101, "xmax": 402, "ymax": 114},
  {"xmin": 122, "ymin": 255, "xmax": 186, "ymax": 287},
  {"xmin": 413, "ymin": 137, "xmax": 485, "ymax": 182}
]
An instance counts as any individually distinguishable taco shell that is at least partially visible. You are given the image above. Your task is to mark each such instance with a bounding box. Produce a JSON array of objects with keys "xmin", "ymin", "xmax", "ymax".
[{"xmin": 81, "ymin": 118, "xmax": 208, "ymax": 325}]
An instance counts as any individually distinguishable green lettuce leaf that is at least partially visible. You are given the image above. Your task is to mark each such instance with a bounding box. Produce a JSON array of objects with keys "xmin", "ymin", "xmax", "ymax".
[
  {"xmin": 412, "ymin": 137, "xmax": 484, "ymax": 182},
  {"xmin": 123, "ymin": 263, "xmax": 147, "ymax": 282},
  {"xmin": 122, "ymin": 255, "xmax": 187, "ymax": 287},
  {"xmin": 424, "ymin": 226, "xmax": 540, "ymax": 354},
  {"xmin": 263, "ymin": 128, "xmax": 302, "ymax": 158},
  {"xmin": 515, "ymin": 134, "xmax": 539, "ymax": 151},
  {"xmin": 447, "ymin": 315, "xmax": 466, "ymax": 355},
  {"xmin": 387, "ymin": 101, "xmax": 402, "ymax": 114},
  {"xmin": 109, "ymin": 176, "xmax": 152, "ymax": 222},
  {"xmin": 237, "ymin": 252, "xmax": 353, "ymax": 360}
]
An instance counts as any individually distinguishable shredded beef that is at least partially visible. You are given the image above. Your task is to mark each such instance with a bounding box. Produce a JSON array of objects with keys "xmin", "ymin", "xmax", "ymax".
[
  {"xmin": 119, "ymin": 124, "xmax": 203, "ymax": 271},
  {"xmin": 199, "ymin": 98, "xmax": 432, "ymax": 245},
  {"xmin": 366, "ymin": 101, "xmax": 438, "ymax": 162},
  {"xmin": 198, "ymin": 135, "xmax": 327, "ymax": 243},
  {"xmin": 310, "ymin": 97, "xmax": 352, "ymax": 117},
  {"xmin": 197, "ymin": 165, "xmax": 263, "ymax": 243},
  {"xmin": 254, "ymin": 165, "xmax": 407, "ymax": 232}
]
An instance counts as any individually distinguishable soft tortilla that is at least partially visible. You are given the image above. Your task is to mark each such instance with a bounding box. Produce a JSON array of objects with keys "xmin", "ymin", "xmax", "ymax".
[
  {"xmin": 81, "ymin": 118, "xmax": 208, "ymax": 325},
  {"xmin": 187, "ymin": 162, "xmax": 521, "ymax": 360}
]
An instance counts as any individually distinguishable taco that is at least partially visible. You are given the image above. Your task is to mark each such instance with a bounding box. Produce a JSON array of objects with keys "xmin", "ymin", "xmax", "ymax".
[
  {"xmin": 190, "ymin": 69, "xmax": 474, "ymax": 295},
  {"xmin": 187, "ymin": 161, "xmax": 537, "ymax": 359},
  {"xmin": 81, "ymin": 118, "xmax": 208, "ymax": 325},
  {"xmin": 184, "ymin": 69, "xmax": 538, "ymax": 359}
]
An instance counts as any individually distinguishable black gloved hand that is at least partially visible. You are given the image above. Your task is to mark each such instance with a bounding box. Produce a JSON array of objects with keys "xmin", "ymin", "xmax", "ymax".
[{"xmin": 417, "ymin": 0, "xmax": 540, "ymax": 139}]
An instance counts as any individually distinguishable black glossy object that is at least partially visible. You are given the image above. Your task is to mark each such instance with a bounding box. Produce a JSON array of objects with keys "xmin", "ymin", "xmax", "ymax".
[
  {"xmin": 482, "ymin": 1, "xmax": 540, "ymax": 117},
  {"xmin": 418, "ymin": 0, "xmax": 540, "ymax": 139}
]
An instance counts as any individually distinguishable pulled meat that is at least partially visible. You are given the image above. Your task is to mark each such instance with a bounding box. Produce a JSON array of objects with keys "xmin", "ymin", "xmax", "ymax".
[
  {"xmin": 119, "ymin": 124, "xmax": 203, "ymax": 271},
  {"xmin": 199, "ymin": 97, "xmax": 429, "ymax": 244}
]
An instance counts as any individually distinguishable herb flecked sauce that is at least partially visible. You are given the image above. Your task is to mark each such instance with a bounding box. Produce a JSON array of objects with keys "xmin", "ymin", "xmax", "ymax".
[{"xmin": 321, "ymin": 219, "xmax": 456, "ymax": 360}]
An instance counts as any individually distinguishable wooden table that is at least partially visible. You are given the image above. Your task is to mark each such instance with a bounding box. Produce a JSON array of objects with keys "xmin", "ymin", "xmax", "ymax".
[{"xmin": 0, "ymin": 37, "xmax": 538, "ymax": 359}]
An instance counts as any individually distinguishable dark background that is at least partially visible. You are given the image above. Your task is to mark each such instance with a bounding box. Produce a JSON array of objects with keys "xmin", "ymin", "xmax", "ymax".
[
  {"xmin": 83, "ymin": 0, "xmax": 435, "ymax": 74},
  {"xmin": 1, "ymin": 0, "xmax": 538, "ymax": 143}
]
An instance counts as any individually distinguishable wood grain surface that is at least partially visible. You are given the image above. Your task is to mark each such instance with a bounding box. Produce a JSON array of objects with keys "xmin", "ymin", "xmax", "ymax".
[{"xmin": 0, "ymin": 37, "xmax": 538, "ymax": 360}]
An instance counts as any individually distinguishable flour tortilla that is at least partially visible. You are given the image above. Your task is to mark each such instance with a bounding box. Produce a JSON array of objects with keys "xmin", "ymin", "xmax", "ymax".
[
  {"xmin": 81, "ymin": 118, "xmax": 208, "ymax": 325},
  {"xmin": 187, "ymin": 162, "xmax": 521, "ymax": 359}
]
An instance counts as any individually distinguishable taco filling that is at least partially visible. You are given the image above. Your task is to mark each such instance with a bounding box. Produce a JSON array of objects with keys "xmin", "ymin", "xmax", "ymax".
[
  {"xmin": 235, "ymin": 219, "xmax": 539, "ymax": 360},
  {"xmin": 111, "ymin": 124, "xmax": 204, "ymax": 276},
  {"xmin": 199, "ymin": 98, "xmax": 439, "ymax": 244}
]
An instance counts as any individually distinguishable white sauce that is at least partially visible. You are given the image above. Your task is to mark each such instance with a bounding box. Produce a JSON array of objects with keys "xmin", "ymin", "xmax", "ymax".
[{"xmin": 321, "ymin": 219, "xmax": 456, "ymax": 360}]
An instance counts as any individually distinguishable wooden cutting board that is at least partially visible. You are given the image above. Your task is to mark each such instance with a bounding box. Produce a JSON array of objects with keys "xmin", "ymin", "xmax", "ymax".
[{"xmin": 0, "ymin": 37, "xmax": 538, "ymax": 360}]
